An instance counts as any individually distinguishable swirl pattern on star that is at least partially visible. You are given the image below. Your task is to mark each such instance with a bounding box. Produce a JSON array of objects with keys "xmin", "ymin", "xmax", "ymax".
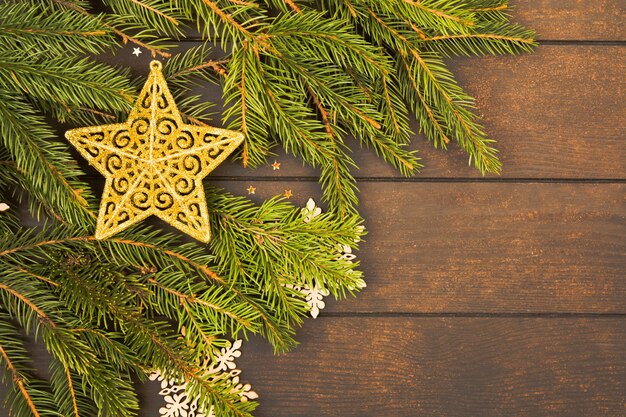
[{"xmin": 66, "ymin": 61, "xmax": 244, "ymax": 242}]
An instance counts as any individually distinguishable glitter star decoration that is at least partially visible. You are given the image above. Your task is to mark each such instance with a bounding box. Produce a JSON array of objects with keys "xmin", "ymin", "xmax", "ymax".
[
  {"xmin": 271, "ymin": 161, "xmax": 280, "ymax": 170},
  {"xmin": 65, "ymin": 60, "xmax": 244, "ymax": 242}
]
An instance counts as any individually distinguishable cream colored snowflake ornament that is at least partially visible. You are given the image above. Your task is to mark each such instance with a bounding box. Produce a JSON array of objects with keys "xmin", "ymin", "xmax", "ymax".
[
  {"xmin": 284, "ymin": 282, "xmax": 329, "ymax": 319},
  {"xmin": 65, "ymin": 61, "xmax": 244, "ymax": 242},
  {"xmin": 287, "ymin": 199, "xmax": 365, "ymax": 318},
  {"xmin": 302, "ymin": 198, "xmax": 322, "ymax": 223},
  {"xmin": 150, "ymin": 340, "xmax": 257, "ymax": 417}
]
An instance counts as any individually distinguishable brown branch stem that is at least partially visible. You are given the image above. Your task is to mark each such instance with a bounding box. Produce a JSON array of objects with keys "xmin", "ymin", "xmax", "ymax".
[
  {"xmin": 65, "ymin": 366, "xmax": 80, "ymax": 417},
  {"xmin": 0, "ymin": 283, "xmax": 55, "ymax": 327},
  {"xmin": 284, "ymin": 0, "xmax": 301, "ymax": 13},
  {"xmin": 169, "ymin": 60, "xmax": 229, "ymax": 79},
  {"xmin": 0, "ymin": 345, "xmax": 41, "ymax": 417},
  {"xmin": 201, "ymin": 0, "xmax": 252, "ymax": 38}
]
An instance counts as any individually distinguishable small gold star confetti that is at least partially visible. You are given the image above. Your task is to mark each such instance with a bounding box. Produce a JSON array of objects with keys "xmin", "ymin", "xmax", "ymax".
[
  {"xmin": 65, "ymin": 61, "xmax": 244, "ymax": 243},
  {"xmin": 283, "ymin": 190, "xmax": 293, "ymax": 199},
  {"xmin": 271, "ymin": 161, "xmax": 281, "ymax": 170},
  {"xmin": 247, "ymin": 185, "xmax": 256, "ymax": 194}
]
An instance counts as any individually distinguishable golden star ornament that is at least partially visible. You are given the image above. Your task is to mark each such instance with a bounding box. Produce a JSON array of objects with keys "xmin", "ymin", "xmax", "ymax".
[{"xmin": 65, "ymin": 60, "xmax": 244, "ymax": 242}]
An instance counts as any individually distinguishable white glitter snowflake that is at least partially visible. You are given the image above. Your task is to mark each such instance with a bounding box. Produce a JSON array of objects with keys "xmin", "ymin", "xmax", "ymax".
[{"xmin": 284, "ymin": 282, "xmax": 329, "ymax": 319}]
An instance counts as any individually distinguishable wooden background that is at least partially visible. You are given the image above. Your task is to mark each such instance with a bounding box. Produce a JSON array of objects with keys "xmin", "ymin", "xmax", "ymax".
[
  {"xmin": 5, "ymin": 1, "xmax": 625, "ymax": 416},
  {"xmin": 208, "ymin": 2, "xmax": 624, "ymax": 416},
  {"xmin": 112, "ymin": 1, "xmax": 626, "ymax": 416}
]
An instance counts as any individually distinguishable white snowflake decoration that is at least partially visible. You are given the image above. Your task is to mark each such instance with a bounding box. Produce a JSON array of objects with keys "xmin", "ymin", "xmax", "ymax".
[
  {"xmin": 149, "ymin": 372, "xmax": 212, "ymax": 417},
  {"xmin": 290, "ymin": 199, "xmax": 365, "ymax": 318},
  {"xmin": 149, "ymin": 339, "xmax": 257, "ymax": 417},
  {"xmin": 284, "ymin": 282, "xmax": 329, "ymax": 319},
  {"xmin": 206, "ymin": 339, "xmax": 242, "ymax": 373},
  {"xmin": 302, "ymin": 198, "xmax": 322, "ymax": 223}
]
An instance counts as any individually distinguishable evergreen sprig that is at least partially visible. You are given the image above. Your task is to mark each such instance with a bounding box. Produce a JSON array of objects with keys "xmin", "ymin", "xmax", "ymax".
[
  {"xmin": 0, "ymin": 192, "xmax": 364, "ymax": 416},
  {"xmin": 0, "ymin": 1, "xmax": 533, "ymax": 415},
  {"xmin": 200, "ymin": 0, "xmax": 535, "ymax": 213}
]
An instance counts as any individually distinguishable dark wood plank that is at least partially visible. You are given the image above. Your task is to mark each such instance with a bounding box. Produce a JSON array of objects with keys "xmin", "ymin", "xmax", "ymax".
[
  {"xmin": 200, "ymin": 46, "xmax": 626, "ymax": 180},
  {"xmin": 510, "ymin": 0, "xmax": 626, "ymax": 41},
  {"xmin": 210, "ymin": 180, "xmax": 626, "ymax": 313},
  {"xmin": 237, "ymin": 317, "xmax": 626, "ymax": 417},
  {"xmin": 336, "ymin": 182, "xmax": 626, "ymax": 313}
]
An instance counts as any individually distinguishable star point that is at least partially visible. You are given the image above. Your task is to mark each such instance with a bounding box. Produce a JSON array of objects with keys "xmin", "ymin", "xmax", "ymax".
[{"xmin": 65, "ymin": 60, "xmax": 243, "ymax": 242}]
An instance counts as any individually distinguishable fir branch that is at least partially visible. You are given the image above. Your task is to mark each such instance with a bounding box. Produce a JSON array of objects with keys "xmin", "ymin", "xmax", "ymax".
[
  {"xmin": 147, "ymin": 278, "xmax": 255, "ymax": 329},
  {"xmin": 70, "ymin": 327, "xmax": 145, "ymax": 374},
  {"xmin": 49, "ymin": 359, "xmax": 98, "ymax": 417},
  {"xmin": 0, "ymin": 322, "xmax": 46, "ymax": 417},
  {"xmin": 1, "ymin": 248, "xmax": 251, "ymax": 416},
  {"xmin": 64, "ymin": 365, "xmax": 79, "ymax": 417},
  {"xmin": 322, "ymin": 0, "xmax": 511, "ymax": 172},
  {"xmin": 207, "ymin": 189, "xmax": 366, "ymax": 300},
  {"xmin": 0, "ymin": 56, "xmax": 134, "ymax": 111},
  {"xmin": 49, "ymin": 0, "xmax": 173, "ymax": 57},
  {"xmin": 0, "ymin": 226, "xmax": 298, "ymax": 352},
  {"xmin": 0, "ymin": 1, "xmax": 113, "ymax": 56},
  {"xmin": 0, "ymin": 330, "xmax": 45, "ymax": 417},
  {"xmin": 409, "ymin": 50, "xmax": 501, "ymax": 172},
  {"xmin": 397, "ymin": 54, "xmax": 451, "ymax": 145},
  {"xmin": 0, "ymin": 93, "xmax": 95, "ymax": 224},
  {"xmin": 0, "ymin": 274, "xmax": 141, "ymax": 416},
  {"xmin": 402, "ymin": 0, "xmax": 476, "ymax": 28},
  {"xmin": 202, "ymin": 0, "xmax": 253, "ymax": 38}
]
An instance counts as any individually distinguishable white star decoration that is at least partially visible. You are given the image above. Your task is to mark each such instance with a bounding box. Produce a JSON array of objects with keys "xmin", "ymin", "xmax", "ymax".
[{"xmin": 132, "ymin": 47, "xmax": 142, "ymax": 56}]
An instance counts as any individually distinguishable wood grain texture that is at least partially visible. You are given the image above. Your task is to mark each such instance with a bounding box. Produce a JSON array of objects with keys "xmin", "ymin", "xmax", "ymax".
[
  {"xmin": 509, "ymin": 0, "xmax": 626, "ymax": 41},
  {"xmin": 341, "ymin": 182, "xmax": 626, "ymax": 313},
  {"xmin": 236, "ymin": 317, "xmax": 626, "ymax": 417},
  {"xmin": 210, "ymin": 180, "xmax": 626, "ymax": 314}
]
